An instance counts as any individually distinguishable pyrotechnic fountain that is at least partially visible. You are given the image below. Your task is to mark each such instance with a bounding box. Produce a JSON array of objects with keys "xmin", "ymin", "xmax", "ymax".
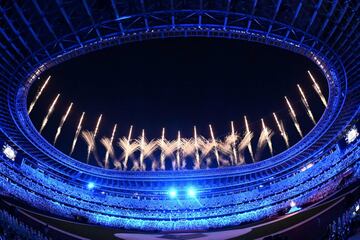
[
  {"xmin": 285, "ymin": 96, "xmax": 303, "ymax": 137},
  {"xmin": 30, "ymin": 71, "xmax": 327, "ymax": 171},
  {"xmin": 308, "ymin": 70, "xmax": 327, "ymax": 107},
  {"xmin": 54, "ymin": 102, "xmax": 73, "ymax": 145},
  {"xmin": 297, "ymin": 84, "xmax": 316, "ymax": 124},
  {"xmin": 28, "ymin": 76, "xmax": 51, "ymax": 114},
  {"xmin": 40, "ymin": 93, "xmax": 60, "ymax": 133}
]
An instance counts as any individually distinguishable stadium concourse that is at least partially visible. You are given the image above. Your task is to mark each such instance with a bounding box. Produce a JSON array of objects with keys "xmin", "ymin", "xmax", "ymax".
[{"xmin": 0, "ymin": 1, "xmax": 359, "ymax": 239}]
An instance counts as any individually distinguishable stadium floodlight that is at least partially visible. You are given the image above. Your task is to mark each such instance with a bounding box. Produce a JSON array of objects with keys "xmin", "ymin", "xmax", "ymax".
[
  {"xmin": 87, "ymin": 182, "xmax": 95, "ymax": 190},
  {"xmin": 168, "ymin": 188, "xmax": 177, "ymax": 198},
  {"xmin": 345, "ymin": 126, "xmax": 359, "ymax": 144},
  {"xmin": 2, "ymin": 144, "xmax": 16, "ymax": 161},
  {"xmin": 187, "ymin": 187, "xmax": 197, "ymax": 198}
]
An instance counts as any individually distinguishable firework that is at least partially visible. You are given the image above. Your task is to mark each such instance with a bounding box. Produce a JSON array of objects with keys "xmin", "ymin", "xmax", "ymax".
[
  {"xmin": 209, "ymin": 124, "xmax": 220, "ymax": 166},
  {"xmin": 86, "ymin": 114, "xmax": 102, "ymax": 163},
  {"xmin": 53, "ymin": 102, "xmax": 73, "ymax": 145},
  {"xmin": 101, "ymin": 124, "xmax": 117, "ymax": 169},
  {"xmin": 297, "ymin": 84, "xmax": 316, "ymax": 124},
  {"xmin": 70, "ymin": 112, "xmax": 85, "ymax": 155},
  {"xmin": 40, "ymin": 94, "xmax": 60, "ymax": 133},
  {"xmin": 157, "ymin": 129, "xmax": 178, "ymax": 170},
  {"xmin": 273, "ymin": 112, "xmax": 289, "ymax": 147},
  {"xmin": 193, "ymin": 126, "xmax": 201, "ymax": 169},
  {"xmin": 256, "ymin": 127, "xmax": 268, "ymax": 161},
  {"xmin": 230, "ymin": 121, "xmax": 239, "ymax": 164},
  {"xmin": 261, "ymin": 118, "xmax": 273, "ymax": 156},
  {"xmin": 285, "ymin": 96, "xmax": 303, "ymax": 137},
  {"xmin": 244, "ymin": 116, "xmax": 254, "ymax": 161},
  {"xmin": 237, "ymin": 131, "xmax": 254, "ymax": 164},
  {"xmin": 137, "ymin": 130, "xmax": 157, "ymax": 170},
  {"xmin": 176, "ymin": 131, "xmax": 181, "ymax": 170},
  {"xmin": 307, "ymin": 70, "xmax": 327, "ymax": 107},
  {"xmin": 159, "ymin": 128, "xmax": 166, "ymax": 170},
  {"xmin": 28, "ymin": 76, "xmax": 51, "ymax": 114},
  {"xmin": 118, "ymin": 126, "xmax": 137, "ymax": 170},
  {"xmin": 82, "ymin": 130, "xmax": 103, "ymax": 168}
]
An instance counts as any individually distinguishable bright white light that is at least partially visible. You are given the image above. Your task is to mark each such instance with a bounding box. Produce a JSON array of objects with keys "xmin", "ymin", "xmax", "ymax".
[
  {"xmin": 187, "ymin": 187, "xmax": 197, "ymax": 198},
  {"xmin": 356, "ymin": 204, "xmax": 359, "ymax": 212},
  {"xmin": 290, "ymin": 200, "xmax": 296, "ymax": 208},
  {"xmin": 345, "ymin": 127, "xmax": 359, "ymax": 144},
  {"xmin": 87, "ymin": 182, "xmax": 95, "ymax": 190},
  {"xmin": 2, "ymin": 144, "xmax": 16, "ymax": 161},
  {"xmin": 168, "ymin": 188, "xmax": 177, "ymax": 198}
]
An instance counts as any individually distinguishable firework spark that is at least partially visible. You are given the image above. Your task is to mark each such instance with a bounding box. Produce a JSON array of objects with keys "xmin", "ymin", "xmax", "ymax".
[
  {"xmin": 297, "ymin": 84, "xmax": 316, "ymax": 124},
  {"xmin": 261, "ymin": 118, "xmax": 273, "ymax": 156},
  {"xmin": 176, "ymin": 131, "xmax": 182, "ymax": 170},
  {"xmin": 82, "ymin": 130, "xmax": 103, "ymax": 168},
  {"xmin": 307, "ymin": 70, "xmax": 327, "ymax": 107},
  {"xmin": 40, "ymin": 94, "xmax": 60, "ymax": 133},
  {"xmin": 229, "ymin": 121, "xmax": 239, "ymax": 164},
  {"xmin": 193, "ymin": 126, "xmax": 201, "ymax": 169},
  {"xmin": 53, "ymin": 102, "xmax": 73, "ymax": 145},
  {"xmin": 119, "ymin": 126, "xmax": 137, "ymax": 170},
  {"xmin": 137, "ymin": 130, "xmax": 157, "ymax": 170},
  {"xmin": 101, "ymin": 124, "xmax": 117, "ymax": 169},
  {"xmin": 285, "ymin": 96, "xmax": 303, "ymax": 137},
  {"xmin": 273, "ymin": 112, "xmax": 289, "ymax": 147},
  {"xmin": 209, "ymin": 124, "xmax": 220, "ymax": 166},
  {"xmin": 157, "ymin": 129, "xmax": 178, "ymax": 170},
  {"xmin": 86, "ymin": 114, "xmax": 102, "ymax": 163},
  {"xmin": 28, "ymin": 76, "xmax": 51, "ymax": 114},
  {"xmin": 159, "ymin": 128, "xmax": 166, "ymax": 170},
  {"xmin": 244, "ymin": 116, "xmax": 254, "ymax": 161},
  {"xmin": 237, "ymin": 131, "xmax": 254, "ymax": 164},
  {"xmin": 70, "ymin": 112, "xmax": 85, "ymax": 155},
  {"xmin": 255, "ymin": 123, "xmax": 272, "ymax": 161}
]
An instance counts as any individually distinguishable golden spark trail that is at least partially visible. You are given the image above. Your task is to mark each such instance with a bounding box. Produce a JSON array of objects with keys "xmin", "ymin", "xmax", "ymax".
[
  {"xmin": 285, "ymin": 96, "xmax": 303, "ymax": 137},
  {"xmin": 176, "ymin": 131, "xmax": 181, "ymax": 170},
  {"xmin": 231, "ymin": 121, "xmax": 238, "ymax": 165},
  {"xmin": 160, "ymin": 128, "xmax": 166, "ymax": 170},
  {"xmin": 53, "ymin": 102, "xmax": 73, "ymax": 145},
  {"xmin": 157, "ymin": 128, "xmax": 178, "ymax": 170},
  {"xmin": 28, "ymin": 76, "xmax": 51, "ymax": 114},
  {"xmin": 209, "ymin": 124, "xmax": 220, "ymax": 166},
  {"xmin": 102, "ymin": 124, "xmax": 117, "ymax": 169},
  {"xmin": 82, "ymin": 130, "xmax": 103, "ymax": 168},
  {"xmin": 118, "ymin": 126, "xmax": 137, "ymax": 170},
  {"xmin": 86, "ymin": 114, "xmax": 102, "ymax": 163},
  {"xmin": 40, "ymin": 94, "xmax": 60, "ymax": 133},
  {"xmin": 124, "ymin": 125, "xmax": 133, "ymax": 169},
  {"xmin": 297, "ymin": 84, "xmax": 316, "ymax": 124},
  {"xmin": 261, "ymin": 118, "xmax": 273, "ymax": 156},
  {"xmin": 139, "ymin": 130, "xmax": 145, "ymax": 170},
  {"xmin": 93, "ymin": 114, "xmax": 103, "ymax": 138},
  {"xmin": 137, "ymin": 130, "xmax": 157, "ymax": 171},
  {"xmin": 307, "ymin": 70, "xmax": 327, "ymax": 107},
  {"xmin": 244, "ymin": 116, "xmax": 254, "ymax": 161},
  {"xmin": 273, "ymin": 112, "xmax": 289, "ymax": 147},
  {"xmin": 193, "ymin": 126, "xmax": 201, "ymax": 169},
  {"xmin": 237, "ymin": 131, "xmax": 253, "ymax": 164},
  {"xmin": 70, "ymin": 112, "xmax": 85, "ymax": 155}
]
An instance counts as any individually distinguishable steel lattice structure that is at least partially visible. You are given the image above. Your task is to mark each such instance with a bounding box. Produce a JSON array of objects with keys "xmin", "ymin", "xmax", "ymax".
[{"xmin": 0, "ymin": 0, "xmax": 359, "ymax": 231}]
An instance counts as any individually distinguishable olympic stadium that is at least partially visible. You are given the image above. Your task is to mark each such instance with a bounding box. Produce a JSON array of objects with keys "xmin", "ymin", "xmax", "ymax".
[{"xmin": 0, "ymin": 1, "xmax": 359, "ymax": 240}]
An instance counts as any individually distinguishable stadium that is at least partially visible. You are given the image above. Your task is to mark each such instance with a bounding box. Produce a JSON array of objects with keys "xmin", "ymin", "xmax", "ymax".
[{"xmin": 0, "ymin": 1, "xmax": 359, "ymax": 239}]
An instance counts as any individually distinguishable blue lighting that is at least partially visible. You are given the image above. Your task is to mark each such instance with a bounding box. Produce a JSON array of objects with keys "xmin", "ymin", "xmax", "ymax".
[
  {"xmin": 87, "ymin": 182, "xmax": 95, "ymax": 190},
  {"xmin": 187, "ymin": 187, "xmax": 197, "ymax": 198},
  {"xmin": 168, "ymin": 188, "xmax": 177, "ymax": 198}
]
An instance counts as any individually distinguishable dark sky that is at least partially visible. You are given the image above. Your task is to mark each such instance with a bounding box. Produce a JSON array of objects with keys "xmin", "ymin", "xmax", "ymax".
[{"xmin": 28, "ymin": 38, "xmax": 328, "ymax": 165}]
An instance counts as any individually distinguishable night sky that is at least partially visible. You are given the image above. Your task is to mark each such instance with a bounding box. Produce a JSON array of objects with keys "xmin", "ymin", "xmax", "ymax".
[{"xmin": 28, "ymin": 38, "xmax": 328, "ymax": 166}]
